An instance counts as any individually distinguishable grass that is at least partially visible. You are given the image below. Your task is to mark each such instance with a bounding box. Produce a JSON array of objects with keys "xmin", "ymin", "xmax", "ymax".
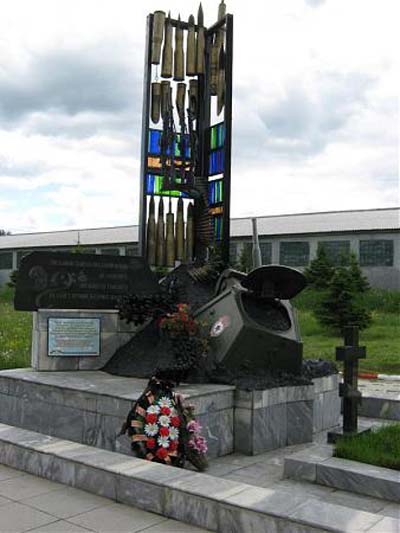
[
  {"xmin": 294, "ymin": 288, "xmax": 400, "ymax": 375},
  {"xmin": 0, "ymin": 286, "xmax": 399, "ymax": 374},
  {"xmin": 0, "ymin": 286, "xmax": 32, "ymax": 370},
  {"xmin": 334, "ymin": 423, "xmax": 400, "ymax": 470}
]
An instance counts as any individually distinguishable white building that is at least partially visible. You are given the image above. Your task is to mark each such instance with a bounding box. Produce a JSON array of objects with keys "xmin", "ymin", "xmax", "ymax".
[{"xmin": 1, "ymin": 207, "xmax": 399, "ymax": 290}]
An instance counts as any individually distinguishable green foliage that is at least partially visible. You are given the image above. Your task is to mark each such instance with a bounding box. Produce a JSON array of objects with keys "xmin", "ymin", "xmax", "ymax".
[
  {"xmin": 0, "ymin": 287, "xmax": 31, "ymax": 370},
  {"xmin": 335, "ymin": 424, "xmax": 400, "ymax": 470},
  {"xmin": 318, "ymin": 266, "xmax": 372, "ymax": 333},
  {"xmin": 348, "ymin": 252, "xmax": 370, "ymax": 292},
  {"xmin": 6, "ymin": 270, "xmax": 19, "ymax": 288},
  {"xmin": 363, "ymin": 288, "xmax": 400, "ymax": 314},
  {"xmin": 304, "ymin": 251, "xmax": 372, "ymax": 334},
  {"xmin": 237, "ymin": 243, "xmax": 252, "ymax": 273},
  {"xmin": 304, "ymin": 246, "xmax": 335, "ymax": 289}
]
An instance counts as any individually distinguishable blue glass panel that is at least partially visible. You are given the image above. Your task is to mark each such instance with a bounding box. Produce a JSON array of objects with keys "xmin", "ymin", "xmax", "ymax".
[
  {"xmin": 148, "ymin": 130, "xmax": 161, "ymax": 155},
  {"xmin": 213, "ymin": 215, "xmax": 223, "ymax": 241},
  {"xmin": 148, "ymin": 130, "xmax": 190, "ymax": 159},
  {"xmin": 209, "ymin": 149, "xmax": 224, "ymax": 175}
]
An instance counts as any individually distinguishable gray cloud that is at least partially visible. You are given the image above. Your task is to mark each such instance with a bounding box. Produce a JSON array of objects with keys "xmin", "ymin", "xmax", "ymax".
[
  {"xmin": 258, "ymin": 72, "xmax": 375, "ymax": 158},
  {"xmin": 0, "ymin": 41, "xmax": 142, "ymax": 125}
]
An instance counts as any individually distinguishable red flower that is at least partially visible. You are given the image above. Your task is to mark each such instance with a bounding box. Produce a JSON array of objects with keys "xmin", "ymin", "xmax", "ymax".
[
  {"xmin": 146, "ymin": 438, "xmax": 156, "ymax": 449},
  {"xmin": 160, "ymin": 406, "xmax": 171, "ymax": 416},
  {"xmin": 159, "ymin": 427, "xmax": 169, "ymax": 437},
  {"xmin": 170, "ymin": 416, "xmax": 180, "ymax": 427},
  {"xmin": 156, "ymin": 447, "xmax": 169, "ymax": 460},
  {"xmin": 146, "ymin": 413, "xmax": 157, "ymax": 424},
  {"xmin": 169, "ymin": 440, "xmax": 178, "ymax": 451}
]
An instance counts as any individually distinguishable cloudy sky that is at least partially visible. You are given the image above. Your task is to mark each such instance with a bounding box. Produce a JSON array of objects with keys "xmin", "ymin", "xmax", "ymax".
[{"xmin": 0, "ymin": 0, "xmax": 398, "ymax": 234}]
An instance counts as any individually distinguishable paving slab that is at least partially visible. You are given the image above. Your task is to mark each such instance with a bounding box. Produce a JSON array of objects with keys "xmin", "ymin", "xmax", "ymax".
[
  {"xmin": 22, "ymin": 486, "xmax": 112, "ymax": 519},
  {"xmin": 0, "ymin": 501, "xmax": 58, "ymax": 532},
  {"xmin": 0, "ymin": 472, "xmax": 65, "ymax": 501},
  {"xmin": 67, "ymin": 502, "xmax": 166, "ymax": 533},
  {"xmin": 28, "ymin": 520, "xmax": 95, "ymax": 532},
  {"xmin": 367, "ymin": 516, "xmax": 400, "ymax": 532}
]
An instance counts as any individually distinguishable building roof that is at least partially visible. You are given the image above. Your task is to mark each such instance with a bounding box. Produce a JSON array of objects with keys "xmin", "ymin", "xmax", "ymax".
[
  {"xmin": 0, "ymin": 207, "xmax": 398, "ymax": 251},
  {"xmin": 231, "ymin": 207, "xmax": 400, "ymax": 238}
]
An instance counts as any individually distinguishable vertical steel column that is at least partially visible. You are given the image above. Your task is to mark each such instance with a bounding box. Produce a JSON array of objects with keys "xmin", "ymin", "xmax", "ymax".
[
  {"xmin": 222, "ymin": 14, "xmax": 233, "ymax": 266},
  {"xmin": 138, "ymin": 14, "xmax": 153, "ymax": 257}
]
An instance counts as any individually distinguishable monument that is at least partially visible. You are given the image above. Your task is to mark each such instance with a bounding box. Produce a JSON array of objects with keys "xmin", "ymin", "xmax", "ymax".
[{"xmin": 7, "ymin": 0, "xmax": 340, "ymax": 466}]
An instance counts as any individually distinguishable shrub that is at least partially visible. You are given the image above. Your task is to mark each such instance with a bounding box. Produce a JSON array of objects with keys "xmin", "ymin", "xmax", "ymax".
[
  {"xmin": 304, "ymin": 246, "xmax": 335, "ymax": 289},
  {"xmin": 318, "ymin": 265, "xmax": 372, "ymax": 333},
  {"xmin": 6, "ymin": 270, "xmax": 18, "ymax": 288},
  {"xmin": 347, "ymin": 252, "xmax": 370, "ymax": 292},
  {"xmin": 237, "ymin": 242, "xmax": 252, "ymax": 273}
]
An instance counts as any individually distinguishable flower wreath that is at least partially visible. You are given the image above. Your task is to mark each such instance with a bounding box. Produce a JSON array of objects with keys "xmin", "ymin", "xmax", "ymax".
[{"xmin": 122, "ymin": 377, "xmax": 207, "ymax": 470}]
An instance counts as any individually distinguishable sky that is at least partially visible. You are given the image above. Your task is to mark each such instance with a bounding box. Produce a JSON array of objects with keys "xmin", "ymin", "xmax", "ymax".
[{"xmin": 0, "ymin": 0, "xmax": 398, "ymax": 234}]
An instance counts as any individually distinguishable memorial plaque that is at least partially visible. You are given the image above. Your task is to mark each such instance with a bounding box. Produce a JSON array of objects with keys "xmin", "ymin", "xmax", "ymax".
[
  {"xmin": 48, "ymin": 317, "xmax": 100, "ymax": 356},
  {"xmin": 14, "ymin": 251, "xmax": 160, "ymax": 311}
]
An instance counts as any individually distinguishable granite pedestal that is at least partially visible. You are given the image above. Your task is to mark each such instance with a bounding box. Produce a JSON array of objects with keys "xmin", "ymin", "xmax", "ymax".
[{"xmin": 0, "ymin": 369, "xmax": 340, "ymax": 458}]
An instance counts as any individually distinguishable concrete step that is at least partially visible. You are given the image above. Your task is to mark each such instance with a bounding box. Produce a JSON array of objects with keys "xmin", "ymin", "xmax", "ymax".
[
  {"xmin": 0, "ymin": 423, "xmax": 396, "ymax": 533},
  {"xmin": 284, "ymin": 444, "xmax": 400, "ymax": 503}
]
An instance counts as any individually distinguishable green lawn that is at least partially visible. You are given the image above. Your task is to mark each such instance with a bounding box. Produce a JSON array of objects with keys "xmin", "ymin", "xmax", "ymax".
[
  {"xmin": 1, "ymin": 286, "xmax": 399, "ymax": 374},
  {"xmin": 294, "ymin": 288, "xmax": 400, "ymax": 375},
  {"xmin": 0, "ymin": 286, "xmax": 32, "ymax": 370},
  {"xmin": 334, "ymin": 423, "xmax": 400, "ymax": 470}
]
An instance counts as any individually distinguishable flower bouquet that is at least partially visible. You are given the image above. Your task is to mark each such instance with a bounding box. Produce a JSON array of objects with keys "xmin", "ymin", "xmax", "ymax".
[{"xmin": 121, "ymin": 377, "xmax": 208, "ymax": 471}]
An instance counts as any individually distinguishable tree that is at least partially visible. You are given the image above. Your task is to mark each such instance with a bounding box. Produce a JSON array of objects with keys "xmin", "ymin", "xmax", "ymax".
[
  {"xmin": 0, "ymin": 229, "xmax": 11, "ymax": 236},
  {"xmin": 348, "ymin": 252, "xmax": 370, "ymax": 292},
  {"xmin": 318, "ymin": 265, "xmax": 372, "ymax": 333},
  {"xmin": 304, "ymin": 246, "xmax": 335, "ymax": 289},
  {"xmin": 237, "ymin": 242, "xmax": 252, "ymax": 273}
]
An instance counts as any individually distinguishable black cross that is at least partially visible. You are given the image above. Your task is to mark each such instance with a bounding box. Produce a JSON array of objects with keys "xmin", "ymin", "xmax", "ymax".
[{"xmin": 328, "ymin": 326, "xmax": 368, "ymax": 444}]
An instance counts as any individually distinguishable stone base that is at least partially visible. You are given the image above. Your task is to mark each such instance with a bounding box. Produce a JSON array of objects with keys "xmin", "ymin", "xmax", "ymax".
[
  {"xmin": 235, "ymin": 374, "xmax": 340, "ymax": 455},
  {"xmin": 0, "ymin": 369, "xmax": 340, "ymax": 459},
  {"xmin": 0, "ymin": 369, "xmax": 234, "ymax": 459},
  {"xmin": 32, "ymin": 309, "xmax": 137, "ymax": 371}
]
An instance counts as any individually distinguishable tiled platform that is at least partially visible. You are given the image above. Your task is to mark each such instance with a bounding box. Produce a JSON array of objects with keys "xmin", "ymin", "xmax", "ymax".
[{"xmin": 1, "ymin": 422, "xmax": 399, "ymax": 532}]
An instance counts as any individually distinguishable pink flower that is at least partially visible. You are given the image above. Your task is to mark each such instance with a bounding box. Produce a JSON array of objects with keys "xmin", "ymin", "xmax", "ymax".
[{"xmin": 187, "ymin": 420, "xmax": 202, "ymax": 433}]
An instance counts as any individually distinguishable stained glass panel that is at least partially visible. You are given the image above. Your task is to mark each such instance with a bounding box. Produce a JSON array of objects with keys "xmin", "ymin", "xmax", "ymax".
[
  {"xmin": 210, "ymin": 123, "xmax": 225, "ymax": 150},
  {"xmin": 148, "ymin": 130, "xmax": 190, "ymax": 158},
  {"xmin": 209, "ymin": 149, "xmax": 224, "ymax": 175},
  {"xmin": 209, "ymin": 206, "xmax": 223, "ymax": 216},
  {"xmin": 213, "ymin": 215, "xmax": 223, "ymax": 241},
  {"xmin": 146, "ymin": 174, "xmax": 186, "ymax": 197},
  {"xmin": 208, "ymin": 180, "xmax": 224, "ymax": 204}
]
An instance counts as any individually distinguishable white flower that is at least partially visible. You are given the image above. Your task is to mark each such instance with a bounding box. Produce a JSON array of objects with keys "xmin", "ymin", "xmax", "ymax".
[
  {"xmin": 170, "ymin": 407, "xmax": 178, "ymax": 417},
  {"xmin": 169, "ymin": 427, "xmax": 179, "ymax": 441},
  {"xmin": 157, "ymin": 436, "xmax": 170, "ymax": 448},
  {"xmin": 159, "ymin": 415, "xmax": 171, "ymax": 427},
  {"xmin": 146, "ymin": 405, "xmax": 160, "ymax": 414},
  {"xmin": 158, "ymin": 396, "xmax": 172, "ymax": 408},
  {"xmin": 144, "ymin": 423, "xmax": 158, "ymax": 436}
]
